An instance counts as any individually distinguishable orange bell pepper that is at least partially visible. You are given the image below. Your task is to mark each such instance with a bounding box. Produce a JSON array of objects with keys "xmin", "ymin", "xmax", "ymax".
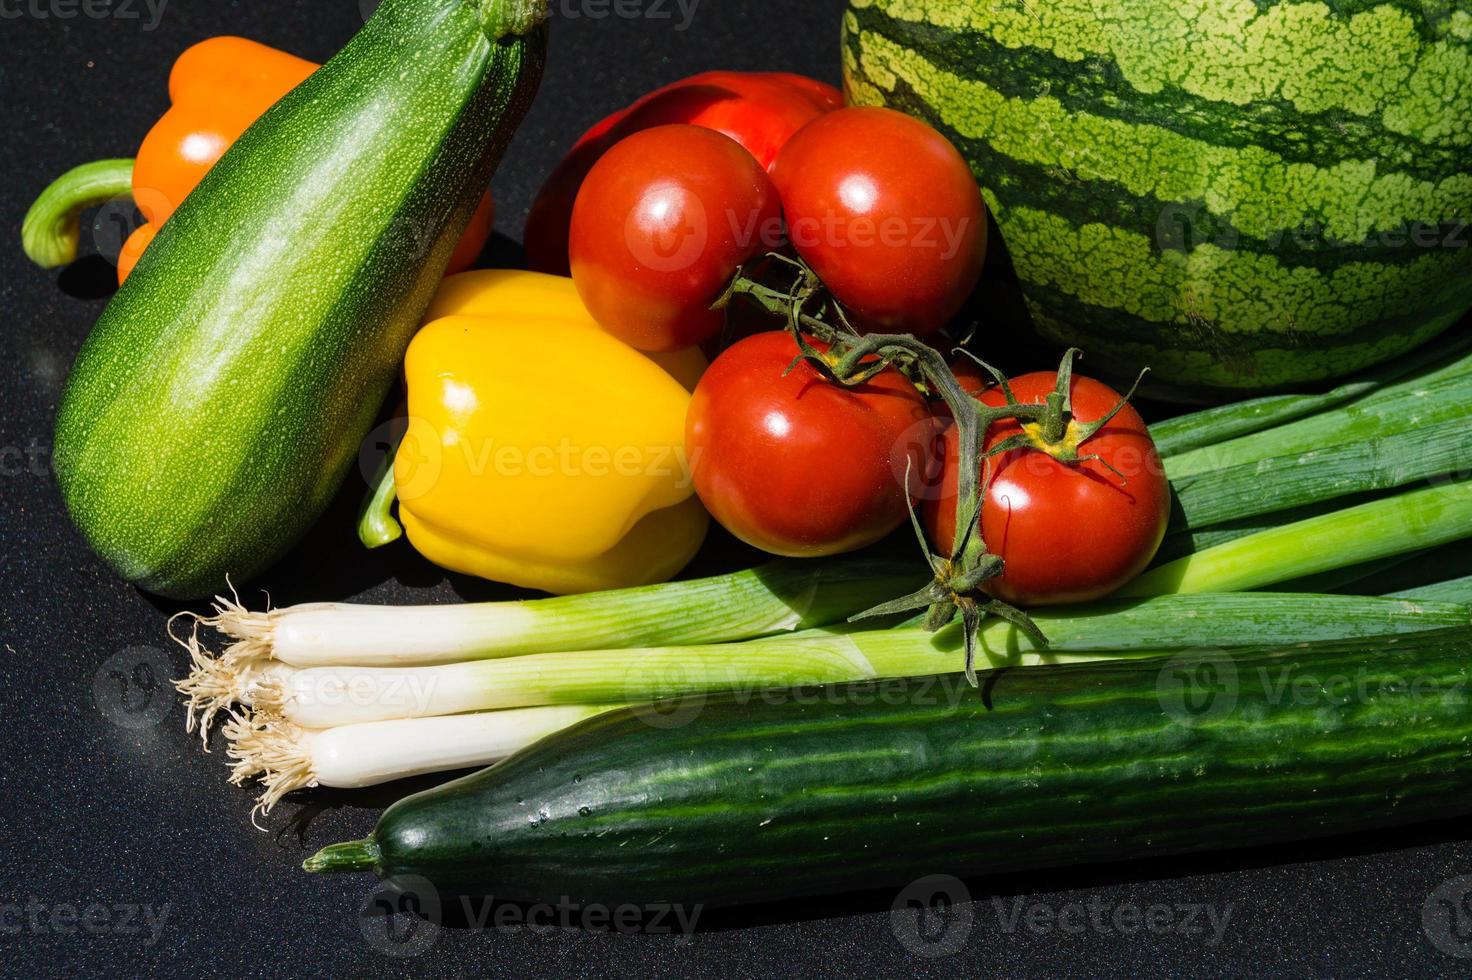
[
  {"xmin": 120, "ymin": 36, "xmax": 493, "ymax": 283},
  {"xmin": 23, "ymin": 36, "xmax": 492, "ymax": 283}
]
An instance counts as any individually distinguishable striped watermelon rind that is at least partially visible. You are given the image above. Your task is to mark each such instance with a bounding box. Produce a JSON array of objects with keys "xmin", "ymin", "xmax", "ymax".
[{"xmin": 842, "ymin": 0, "xmax": 1472, "ymax": 395}]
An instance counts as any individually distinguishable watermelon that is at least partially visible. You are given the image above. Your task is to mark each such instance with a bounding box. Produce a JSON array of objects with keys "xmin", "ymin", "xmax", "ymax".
[{"xmin": 842, "ymin": 0, "xmax": 1472, "ymax": 397}]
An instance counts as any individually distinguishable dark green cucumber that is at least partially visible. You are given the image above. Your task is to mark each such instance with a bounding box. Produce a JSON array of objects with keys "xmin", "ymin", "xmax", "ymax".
[
  {"xmin": 307, "ymin": 627, "xmax": 1472, "ymax": 907},
  {"xmin": 52, "ymin": 0, "xmax": 547, "ymax": 598}
]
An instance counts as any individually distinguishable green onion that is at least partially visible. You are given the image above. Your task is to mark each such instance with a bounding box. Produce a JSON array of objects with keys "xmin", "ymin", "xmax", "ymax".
[
  {"xmin": 1393, "ymin": 576, "xmax": 1472, "ymax": 604},
  {"xmin": 1151, "ymin": 491, "xmax": 1390, "ymax": 566},
  {"xmin": 1150, "ymin": 333, "xmax": 1472, "ymax": 457},
  {"xmin": 228, "ymin": 592, "xmax": 1468, "ymax": 728},
  {"xmin": 1122, "ymin": 480, "xmax": 1472, "ymax": 597},
  {"xmin": 1270, "ymin": 552, "xmax": 1418, "ymax": 596},
  {"xmin": 1350, "ymin": 540, "xmax": 1472, "ymax": 598},
  {"xmin": 1165, "ymin": 369, "xmax": 1472, "ymax": 481},
  {"xmin": 190, "ymin": 556, "xmax": 918, "ymax": 668},
  {"xmin": 1171, "ymin": 416, "xmax": 1472, "ymax": 528},
  {"xmin": 177, "ymin": 557, "xmax": 919, "ymax": 735},
  {"xmin": 222, "ymin": 703, "xmax": 620, "ymax": 815}
]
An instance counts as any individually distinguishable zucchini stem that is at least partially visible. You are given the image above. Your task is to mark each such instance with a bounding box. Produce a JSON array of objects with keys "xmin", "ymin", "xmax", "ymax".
[
  {"xmin": 477, "ymin": 0, "xmax": 550, "ymax": 38},
  {"xmin": 303, "ymin": 839, "xmax": 380, "ymax": 874},
  {"xmin": 21, "ymin": 159, "xmax": 135, "ymax": 268}
]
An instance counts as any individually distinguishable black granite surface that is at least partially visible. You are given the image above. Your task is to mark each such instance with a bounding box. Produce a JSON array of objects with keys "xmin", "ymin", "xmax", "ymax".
[{"xmin": 2, "ymin": 1, "xmax": 1470, "ymax": 975}]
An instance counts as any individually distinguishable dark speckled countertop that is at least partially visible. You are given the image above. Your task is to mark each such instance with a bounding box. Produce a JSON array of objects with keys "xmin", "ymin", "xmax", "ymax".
[{"xmin": 2, "ymin": 2, "xmax": 1470, "ymax": 975}]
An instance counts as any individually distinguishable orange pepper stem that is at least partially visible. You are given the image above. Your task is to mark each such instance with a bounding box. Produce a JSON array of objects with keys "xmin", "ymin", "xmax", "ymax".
[{"xmin": 21, "ymin": 158, "xmax": 135, "ymax": 269}]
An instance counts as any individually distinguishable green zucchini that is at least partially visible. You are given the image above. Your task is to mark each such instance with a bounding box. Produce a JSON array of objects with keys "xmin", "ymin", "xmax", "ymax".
[
  {"xmin": 307, "ymin": 627, "xmax": 1472, "ymax": 907},
  {"xmin": 52, "ymin": 0, "xmax": 547, "ymax": 598}
]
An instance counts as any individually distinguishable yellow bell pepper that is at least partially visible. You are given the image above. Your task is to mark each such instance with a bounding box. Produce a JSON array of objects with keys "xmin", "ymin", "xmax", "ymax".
[{"xmin": 394, "ymin": 270, "xmax": 710, "ymax": 595}]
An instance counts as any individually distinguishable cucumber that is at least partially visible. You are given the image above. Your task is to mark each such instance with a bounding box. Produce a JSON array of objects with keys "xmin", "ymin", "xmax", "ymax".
[
  {"xmin": 53, "ymin": 0, "xmax": 547, "ymax": 598},
  {"xmin": 307, "ymin": 627, "xmax": 1472, "ymax": 907}
]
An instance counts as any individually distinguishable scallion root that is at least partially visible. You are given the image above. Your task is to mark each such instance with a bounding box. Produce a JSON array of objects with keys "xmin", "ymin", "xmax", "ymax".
[
  {"xmin": 169, "ymin": 584, "xmax": 279, "ymax": 742},
  {"xmin": 222, "ymin": 708, "xmax": 316, "ymax": 825}
]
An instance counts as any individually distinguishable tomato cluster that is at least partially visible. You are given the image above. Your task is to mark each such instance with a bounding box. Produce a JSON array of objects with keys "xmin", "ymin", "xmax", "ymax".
[
  {"xmin": 552, "ymin": 79, "xmax": 1167, "ymax": 607},
  {"xmin": 567, "ymin": 104, "xmax": 988, "ymax": 351}
]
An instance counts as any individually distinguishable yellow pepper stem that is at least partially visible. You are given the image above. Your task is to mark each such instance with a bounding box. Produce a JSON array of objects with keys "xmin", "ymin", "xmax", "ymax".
[{"xmin": 359, "ymin": 454, "xmax": 403, "ymax": 549}]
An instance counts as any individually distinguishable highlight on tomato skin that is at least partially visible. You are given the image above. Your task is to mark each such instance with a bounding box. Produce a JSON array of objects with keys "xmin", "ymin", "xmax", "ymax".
[
  {"xmin": 686, "ymin": 330, "xmax": 940, "ymax": 558},
  {"xmin": 771, "ymin": 106, "xmax": 989, "ymax": 338},
  {"xmin": 569, "ymin": 125, "xmax": 781, "ymax": 353},
  {"xmin": 922, "ymin": 370, "xmax": 1171, "ymax": 607}
]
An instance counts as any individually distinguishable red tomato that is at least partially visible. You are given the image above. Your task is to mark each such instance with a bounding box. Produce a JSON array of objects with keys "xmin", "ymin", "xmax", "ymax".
[
  {"xmin": 525, "ymin": 71, "xmax": 842, "ymax": 275},
  {"xmin": 922, "ymin": 371, "xmax": 1169, "ymax": 606},
  {"xmin": 687, "ymin": 331, "xmax": 937, "ymax": 557},
  {"xmin": 771, "ymin": 107, "xmax": 987, "ymax": 337},
  {"xmin": 569, "ymin": 125, "xmax": 781, "ymax": 352}
]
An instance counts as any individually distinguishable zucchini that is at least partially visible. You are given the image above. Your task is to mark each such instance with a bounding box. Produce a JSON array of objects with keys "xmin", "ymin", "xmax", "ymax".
[
  {"xmin": 307, "ymin": 627, "xmax": 1472, "ymax": 907},
  {"xmin": 52, "ymin": 0, "xmax": 547, "ymax": 598}
]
